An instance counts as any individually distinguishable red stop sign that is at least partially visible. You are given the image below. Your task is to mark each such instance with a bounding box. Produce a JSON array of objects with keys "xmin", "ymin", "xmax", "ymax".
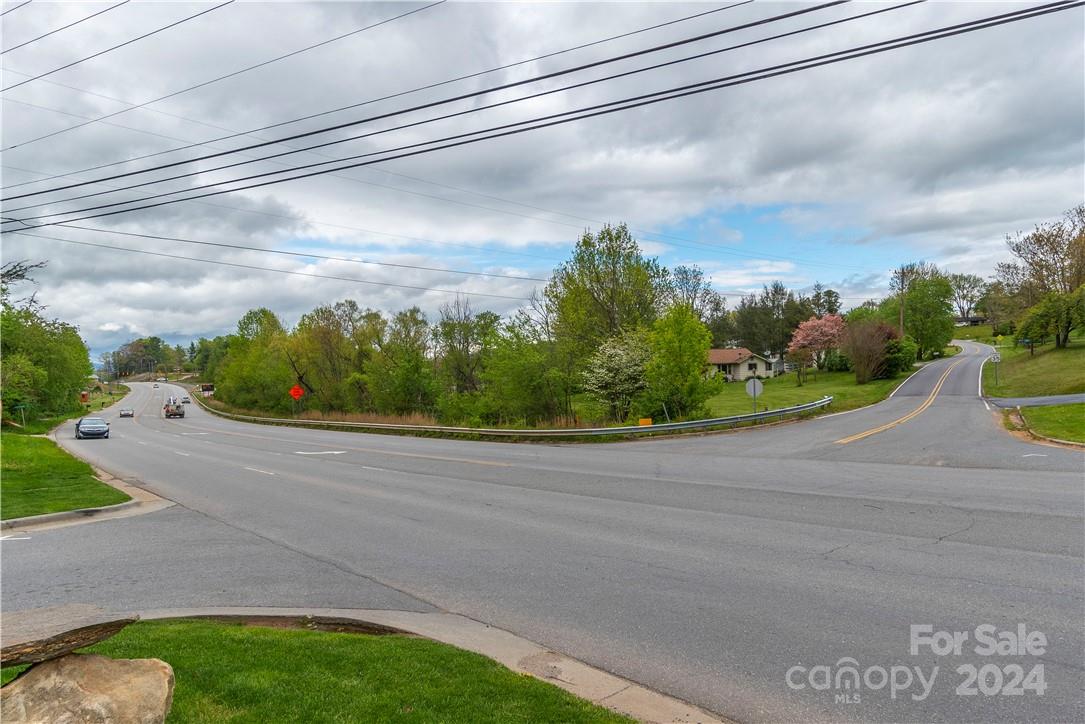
[{"xmin": 289, "ymin": 384, "xmax": 304, "ymax": 400}]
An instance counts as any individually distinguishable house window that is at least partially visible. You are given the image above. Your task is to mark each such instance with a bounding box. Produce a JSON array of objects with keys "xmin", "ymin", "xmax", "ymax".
[{"xmin": 748, "ymin": 362, "xmax": 758, "ymax": 372}]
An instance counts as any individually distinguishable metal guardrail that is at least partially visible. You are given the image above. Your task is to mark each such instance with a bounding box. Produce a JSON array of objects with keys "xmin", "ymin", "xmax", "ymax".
[{"xmin": 191, "ymin": 393, "xmax": 833, "ymax": 438}]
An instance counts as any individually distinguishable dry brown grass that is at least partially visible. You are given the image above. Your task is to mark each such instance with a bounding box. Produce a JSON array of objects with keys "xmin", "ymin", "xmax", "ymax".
[{"xmin": 297, "ymin": 409, "xmax": 440, "ymax": 426}]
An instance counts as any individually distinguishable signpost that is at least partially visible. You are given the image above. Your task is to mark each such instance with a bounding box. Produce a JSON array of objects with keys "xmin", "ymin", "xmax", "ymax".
[
  {"xmin": 991, "ymin": 354, "xmax": 1001, "ymax": 386},
  {"xmin": 745, "ymin": 378, "xmax": 763, "ymax": 414},
  {"xmin": 289, "ymin": 384, "xmax": 304, "ymax": 418}
]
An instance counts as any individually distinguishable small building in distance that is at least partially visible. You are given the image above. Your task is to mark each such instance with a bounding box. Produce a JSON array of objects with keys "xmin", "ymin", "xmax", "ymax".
[{"xmin": 707, "ymin": 348, "xmax": 775, "ymax": 381}]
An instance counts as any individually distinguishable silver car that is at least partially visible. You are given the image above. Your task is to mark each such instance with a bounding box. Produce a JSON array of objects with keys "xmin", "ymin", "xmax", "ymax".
[{"xmin": 75, "ymin": 417, "xmax": 110, "ymax": 439}]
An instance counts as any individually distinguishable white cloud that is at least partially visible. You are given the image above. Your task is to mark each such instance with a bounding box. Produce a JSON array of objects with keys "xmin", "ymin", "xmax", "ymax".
[{"xmin": 0, "ymin": 1, "xmax": 1079, "ymax": 354}]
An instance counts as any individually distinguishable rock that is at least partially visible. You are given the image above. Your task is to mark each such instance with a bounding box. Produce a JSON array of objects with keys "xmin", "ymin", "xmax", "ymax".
[
  {"xmin": 1, "ymin": 605, "xmax": 137, "ymax": 666},
  {"xmin": 1, "ymin": 653, "xmax": 174, "ymax": 724}
]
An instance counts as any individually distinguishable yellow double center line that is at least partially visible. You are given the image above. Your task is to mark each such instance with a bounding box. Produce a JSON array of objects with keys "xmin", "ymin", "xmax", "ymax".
[{"xmin": 835, "ymin": 357, "xmax": 967, "ymax": 445}]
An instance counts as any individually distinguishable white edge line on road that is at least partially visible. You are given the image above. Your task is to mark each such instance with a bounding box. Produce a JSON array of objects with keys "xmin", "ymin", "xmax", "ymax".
[
  {"xmin": 294, "ymin": 450, "xmax": 347, "ymax": 455},
  {"xmin": 137, "ymin": 441, "xmax": 147, "ymax": 445},
  {"xmin": 243, "ymin": 467, "xmax": 275, "ymax": 476},
  {"xmin": 889, "ymin": 358, "xmax": 924, "ymax": 399},
  {"xmin": 173, "ymin": 451, "xmax": 190, "ymax": 457}
]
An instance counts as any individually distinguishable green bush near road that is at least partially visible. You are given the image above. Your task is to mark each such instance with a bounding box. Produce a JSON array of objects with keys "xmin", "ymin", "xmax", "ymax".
[
  {"xmin": 1, "ymin": 619, "xmax": 632, "ymax": 723},
  {"xmin": 706, "ymin": 370, "xmax": 901, "ymax": 417},
  {"xmin": 0, "ymin": 433, "xmax": 129, "ymax": 520},
  {"xmin": 1018, "ymin": 404, "xmax": 1085, "ymax": 443},
  {"xmin": 983, "ymin": 339, "xmax": 1085, "ymax": 397}
]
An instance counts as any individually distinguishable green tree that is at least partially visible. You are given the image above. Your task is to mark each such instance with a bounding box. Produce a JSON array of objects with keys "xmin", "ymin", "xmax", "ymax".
[
  {"xmin": 905, "ymin": 277, "xmax": 954, "ymax": 359},
  {"xmin": 1, "ymin": 303, "xmax": 92, "ymax": 416},
  {"xmin": 216, "ymin": 309, "xmax": 294, "ymax": 413},
  {"xmin": 364, "ymin": 307, "xmax": 436, "ymax": 415},
  {"xmin": 435, "ymin": 297, "xmax": 499, "ymax": 395},
  {"xmin": 947, "ymin": 273, "xmax": 985, "ymax": 319},
  {"xmin": 1017, "ymin": 286, "xmax": 1085, "ymax": 350},
  {"xmin": 545, "ymin": 223, "xmax": 669, "ymax": 373},
  {"xmin": 639, "ymin": 305, "xmax": 718, "ymax": 420},
  {"xmin": 480, "ymin": 314, "xmax": 567, "ymax": 425}
]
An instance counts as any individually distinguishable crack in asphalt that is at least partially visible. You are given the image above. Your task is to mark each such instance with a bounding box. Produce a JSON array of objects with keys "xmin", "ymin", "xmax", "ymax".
[{"xmin": 162, "ymin": 500, "xmax": 441, "ymax": 614}]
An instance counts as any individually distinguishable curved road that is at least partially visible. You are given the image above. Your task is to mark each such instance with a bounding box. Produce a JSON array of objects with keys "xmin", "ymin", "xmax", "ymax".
[{"xmin": 5, "ymin": 342, "xmax": 1082, "ymax": 722}]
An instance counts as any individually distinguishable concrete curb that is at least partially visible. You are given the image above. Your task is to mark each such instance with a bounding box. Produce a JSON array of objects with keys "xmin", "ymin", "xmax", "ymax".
[
  {"xmin": 138, "ymin": 607, "xmax": 729, "ymax": 723},
  {"xmin": 2, "ymin": 466, "xmax": 174, "ymax": 533}
]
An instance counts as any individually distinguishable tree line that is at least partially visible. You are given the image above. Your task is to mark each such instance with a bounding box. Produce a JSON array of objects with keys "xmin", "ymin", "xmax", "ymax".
[
  {"xmin": 150, "ymin": 224, "xmax": 845, "ymax": 426},
  {"xmin": 1, "ymin": 261, "xmax": 93, "ymax": 419}
]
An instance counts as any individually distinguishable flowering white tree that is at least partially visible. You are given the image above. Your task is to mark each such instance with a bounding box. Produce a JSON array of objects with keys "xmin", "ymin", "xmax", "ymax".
[{"xmin": 581, "ymin": 329, "xmax": 651, "ymax": 422}]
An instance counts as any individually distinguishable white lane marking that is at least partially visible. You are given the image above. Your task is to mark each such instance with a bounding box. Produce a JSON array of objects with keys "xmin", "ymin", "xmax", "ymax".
[
  {"xmin": 888, "ymin": 361, "xmax": 927, "ymax": 399},
  {"xmin": 173, "ymin": 451, "xmax": 190, "ymax": 457},
  {"xmin": 1022, "ymin": 453, "xmax": 1047, "ymax": 458},
  {"xmin": 180, "ymin": 432, "xmax": 208, "ymax": 436},
  {"xmin": 0, "ymin": 534, "xmax": 31, "ymax": 541},
  {"xmin": 362, "ymin": 466, "xmax": 390, "ymax": 472},
  {"xmin": 243, "ymin": 466, "xmax": 275, "ymax": 475},
  {"xmin": 294, "ymin": 450, "xmax": 346, "ymax": 455},
  {"xmin": 137, "ymin": 441, "xmax": 148, "ymax": 446}
]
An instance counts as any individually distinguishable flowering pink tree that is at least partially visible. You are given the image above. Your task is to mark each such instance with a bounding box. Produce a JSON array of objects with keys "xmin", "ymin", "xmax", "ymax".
[{"xmin": 787, "ymin": 314, "xmax": 845, "ymax": 383}]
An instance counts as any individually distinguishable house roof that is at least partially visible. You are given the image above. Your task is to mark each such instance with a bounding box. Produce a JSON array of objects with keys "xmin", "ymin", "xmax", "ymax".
[{"xmin": 707, "ymin": 347, "xmax": 759, "ymax": 365}]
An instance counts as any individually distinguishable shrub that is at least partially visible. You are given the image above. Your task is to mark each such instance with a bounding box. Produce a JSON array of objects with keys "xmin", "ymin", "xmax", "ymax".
[{"xmin": 883, "ymin": 338, "xmax": 919, "ymax": 378}]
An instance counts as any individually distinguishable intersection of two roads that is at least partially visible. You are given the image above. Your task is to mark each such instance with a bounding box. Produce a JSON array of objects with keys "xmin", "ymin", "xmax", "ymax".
[{"xmin": 4, "ymin": 341, "xmax": 1082, "ymax": 722}]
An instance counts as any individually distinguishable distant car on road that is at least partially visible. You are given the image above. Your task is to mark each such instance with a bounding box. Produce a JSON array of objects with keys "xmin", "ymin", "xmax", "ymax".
[
  {"xmin": 156, "ymin": 377, "xmax": 167, "ymax": 382},
  {"xmin": 181, "ymin": 395, "xmax": 191, "ymax": 404},
  {"xmin": 153, "ymin": 383, "xmax": 159, "ymax": 388},
  {"xmin": 75, "ymin": 417, "xmax": 110, "ymax": 439},
  {"xmin": 118, "ymin": 408, "xmax": 134, "ymax": 418}
]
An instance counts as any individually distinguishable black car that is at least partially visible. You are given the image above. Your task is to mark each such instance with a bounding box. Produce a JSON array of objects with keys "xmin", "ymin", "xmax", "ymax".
[{"xmin": 75, "ymin": 417, "xmax": 110, "ymax": 439}]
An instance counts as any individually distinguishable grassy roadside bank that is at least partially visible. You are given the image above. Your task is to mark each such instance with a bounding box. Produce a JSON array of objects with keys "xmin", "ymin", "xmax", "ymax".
[
  {"xmin": 0, "ymin": 434, "xmax": 130, "ymax": 520},
  {"xmin": 1018, "ymin": 404, "xmax": 1085, "ymax": 444},
  {"xmin": 1, "ymin": 385, "xmax": 132, "ymax": 520},
  {"xmin": 707, "ymin": 370, "xmax": 901, "ymax": 417},
  {"xmin": 983, "ymin": 339, "xmax": 1085, "ymax": 397},
  {"xmin": 1, "ymin": 619, "xmax": 631, "ymax": 723}
]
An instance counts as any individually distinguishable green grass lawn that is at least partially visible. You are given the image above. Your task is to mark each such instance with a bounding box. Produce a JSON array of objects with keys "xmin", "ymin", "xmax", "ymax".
[
  {"xmin": 1, "ymin": 620, "xmax": 631, "ymax": 723},
  {"xmin": 0, "ymin": 433, "xmax": 130, "ymax": 520},
  {"xmin": 706, "ymin": 370, "xmax": 902, "ymax": 417},
  {"xmin": 983, "ymin": 338, "xmax": 1085, "ymax": 398},
  {"xmin": 1018, "ymin": 404, "xmax": 1085, "ymax": 443},
  {"xmin": 952, "ymin": 324, "xmax": 996, "ymax": 342}
]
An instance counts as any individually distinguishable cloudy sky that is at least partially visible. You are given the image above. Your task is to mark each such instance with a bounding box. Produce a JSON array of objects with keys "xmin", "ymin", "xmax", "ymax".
[{"xmin": 1, "ymin": 0, "xmax": 1082, "ymax": 359}]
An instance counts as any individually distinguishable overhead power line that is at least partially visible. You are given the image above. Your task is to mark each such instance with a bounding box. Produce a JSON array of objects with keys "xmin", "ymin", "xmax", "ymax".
[
  {"xmin": 0, "ymin": 163, "xmax": 564, "ymax": 265},
  {"xmin": 5, "ymin": 0, "xmax": 1076, "ymax": 233},
  {"xmin": 9, "ymin": 0, "xmax": 923, "ymax": 211},
  {"xmin": 52, "ymin": 223, "xmax": 549, "ymax": 282},
  {"xmin": 0, "ymin": 1, "xmax": 32, "ymax": 19},
  {"xmin": 0, "ymin": 1, "xmax": 754, "ymax": 184},
  {"xmin": 2, "ymin": 0, "xmax": 130, "ymax": 55},
  {"xmin": 6, "ymin": 0, "xmax": 848, "ymax": 196},
  {"xmin": 0, "ymin": 7, "xmax": 881, "ymax": 275},
  {"xmin": 0, "ymin": 0, "xmax": 448, "ymax": 150},
  {"xmin": 0, "ymin": 1, "xmax": 236, "ymax": 92},
  {"xmin": 7, "ymin": 231, "xmax": 535, "ymax": 301}
]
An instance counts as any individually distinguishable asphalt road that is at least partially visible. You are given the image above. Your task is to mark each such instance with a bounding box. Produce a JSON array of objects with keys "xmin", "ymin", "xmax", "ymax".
[{"xmin": 5, "ymin": 342, "xmax": 1083, "ymax": 722}]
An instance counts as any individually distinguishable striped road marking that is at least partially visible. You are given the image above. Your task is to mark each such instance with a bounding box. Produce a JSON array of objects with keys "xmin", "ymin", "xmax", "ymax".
[{"xmin": 835, "ymin": 357, "xmax": 967, "ymax": 445}]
